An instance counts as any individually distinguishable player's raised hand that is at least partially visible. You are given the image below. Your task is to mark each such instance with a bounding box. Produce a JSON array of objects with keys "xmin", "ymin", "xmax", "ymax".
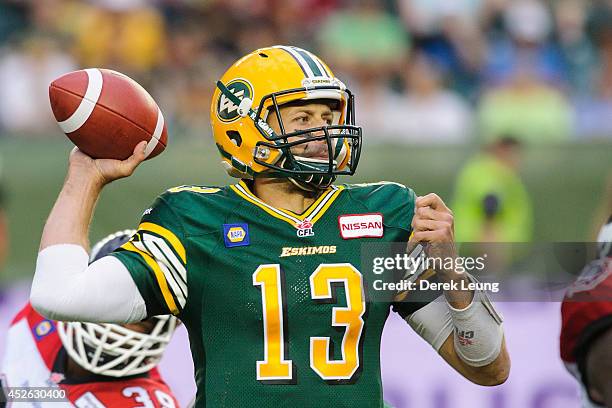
[
  {"xmin": 68, "ymin": 141, "xmax": 147, "ymax": 188},
  {"xmin": 411, "ymin": 193, "xmax": 454, "ymax": 241},
  {"xmin": 409, "ymin": 193, "xmax": 458, "ymax": 273}
]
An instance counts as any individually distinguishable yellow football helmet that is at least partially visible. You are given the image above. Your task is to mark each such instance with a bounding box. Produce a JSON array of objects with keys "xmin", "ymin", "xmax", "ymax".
[{"xmin": 210, "ymin": 45, "xmax": 362, "ymax": 190}]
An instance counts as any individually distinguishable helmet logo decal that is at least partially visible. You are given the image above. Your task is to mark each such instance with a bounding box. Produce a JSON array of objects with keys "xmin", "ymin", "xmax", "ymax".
[{"xmin": 217, "ymin": 78, "xmax": 254, "ymax": 123}]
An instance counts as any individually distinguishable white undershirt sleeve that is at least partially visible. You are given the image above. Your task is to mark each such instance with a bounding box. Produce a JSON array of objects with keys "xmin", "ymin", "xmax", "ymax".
[{"xmin": 30, "ymin": 244, "xmax": 147, "ymax": 323}]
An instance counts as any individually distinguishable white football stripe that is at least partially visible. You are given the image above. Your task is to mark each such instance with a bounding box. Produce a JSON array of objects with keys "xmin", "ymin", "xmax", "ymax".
[
  {"xmin": 57, "ymin": 68, "xmax": 103, "ymax": 133},
  {"xmin": 144, "ymin": 108, "xmax": 164, "ymax": 158}
]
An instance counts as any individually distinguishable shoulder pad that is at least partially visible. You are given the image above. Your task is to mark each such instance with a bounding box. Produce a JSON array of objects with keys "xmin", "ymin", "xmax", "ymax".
[
  {"xmin": 346, "ymin": 181, "xmax": 407, "ymax": 189},
  {"xmin": 166, "ymin": 185, "xmax": 222, "ymax": 194}
]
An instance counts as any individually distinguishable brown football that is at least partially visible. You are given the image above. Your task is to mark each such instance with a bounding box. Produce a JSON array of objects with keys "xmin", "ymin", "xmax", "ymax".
[{"xmin": 49, "ymin": 68, "xmax": 167, "ymax": 160}]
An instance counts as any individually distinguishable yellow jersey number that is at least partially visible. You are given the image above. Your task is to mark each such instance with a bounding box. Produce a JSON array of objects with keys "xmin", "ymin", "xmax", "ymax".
[{"xmin": 253, "ymin": 263, "xmax": 365, "ymax": 382}]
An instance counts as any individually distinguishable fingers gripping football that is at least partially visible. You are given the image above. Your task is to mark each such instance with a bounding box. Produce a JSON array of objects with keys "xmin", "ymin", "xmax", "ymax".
[{"xmin": 68, "ymin": 141, "xmax": 147, "ymax": 186}]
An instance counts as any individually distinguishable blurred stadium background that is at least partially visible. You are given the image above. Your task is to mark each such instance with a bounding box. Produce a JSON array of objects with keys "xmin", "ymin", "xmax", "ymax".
[{"xmin": 0, "ymin": 0, "xmax": 611, "ymax": 407}]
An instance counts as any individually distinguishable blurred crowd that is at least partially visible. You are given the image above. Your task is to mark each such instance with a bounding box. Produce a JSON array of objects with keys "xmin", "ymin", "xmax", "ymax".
[{"xmin": 0, "ymin": 0, "xmax": 611, "ymax": 144}]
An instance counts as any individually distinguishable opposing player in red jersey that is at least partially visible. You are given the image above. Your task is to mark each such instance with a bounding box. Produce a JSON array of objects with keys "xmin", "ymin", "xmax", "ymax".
[
  {"xmin": 1, "ymin": 231, "xmax": 179, "ymax": 408},
  {"xmin": 560, "ymin": 216, "xmax": 612, "ymax": 408}
]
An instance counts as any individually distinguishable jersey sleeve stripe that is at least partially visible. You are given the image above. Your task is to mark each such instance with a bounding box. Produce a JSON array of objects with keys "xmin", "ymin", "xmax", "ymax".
[
  {"xmin": 142, "ymin": 233, "xmax": 187, "ymax": 284},
  {"xmin": 138, "ymin": 222, "xmax": 187, "ymax": 263},
  {"xmin": 137, "ymin": 239, "xmax": 188, "ymax": 306},
  {"xmin": 121, "ymin": 241, "xmax": 180, "ymax": 315},
  {"xmin": 156, "ymin": 260, "xmax": 187, "ymax": 309}
]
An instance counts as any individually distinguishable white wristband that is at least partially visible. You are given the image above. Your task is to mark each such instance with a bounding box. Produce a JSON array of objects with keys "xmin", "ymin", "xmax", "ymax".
[{"xmin": 447, "ymin": 276, "xmax": 504, "ymax": 367}]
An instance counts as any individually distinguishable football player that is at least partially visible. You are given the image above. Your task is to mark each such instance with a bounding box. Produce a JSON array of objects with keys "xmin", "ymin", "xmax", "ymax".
[
  {"xmin": 30, "ymin": 46, "xmax": 509, "ymax": 407},
  {"xmin": 561, "ymin": 216, "xmax": 612, "ymax": 407},
  {"xmin": 2, "ymin": 230, "xmax": 179, "ymax": 408}
]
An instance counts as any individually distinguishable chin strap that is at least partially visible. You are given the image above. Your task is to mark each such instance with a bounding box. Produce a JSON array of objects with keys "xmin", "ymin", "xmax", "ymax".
[
  {"xmin": 288, "ymin": 175, "xmax": 334, "ymax": 192},
  {"xmin": 279, "ymin": 155, "xmax": 337, "ymax": 191},
  {"xmin": 288, "ymin": 177, "xmax": 317, "ymax": 192}
]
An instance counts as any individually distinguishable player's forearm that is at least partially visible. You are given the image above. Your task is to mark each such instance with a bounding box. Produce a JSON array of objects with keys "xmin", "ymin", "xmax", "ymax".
[
  {"xmin": 440, "ymin": 334, "xmax": 510, "ymax": 386},
  {"xmin": 40, "ymin": 175, "xmax": 104, "ymax": 251},
  {"xmin": 407, "ymin": 277, "xmax": 508, "ymax": 384},
  {"xmin": 448, "ymin": 287, "xmax": 504, "ymax": 365},
  {"xmin": 32, "ymin": 176, "xmax": 147, "ymax": 323},
  {"xmin": 475, "ymin": 337, "xmax": 510, "ymax": 385}
]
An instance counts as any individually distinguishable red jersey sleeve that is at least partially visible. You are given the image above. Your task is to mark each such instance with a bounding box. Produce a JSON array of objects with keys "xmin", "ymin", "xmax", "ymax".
[
  {"xmin": 61, "ymin": 376, "xmax": 179, "ymax": 408},
  {"xmin": 560, "ymin": 258, "xmax": 612, "ymax": 363}
]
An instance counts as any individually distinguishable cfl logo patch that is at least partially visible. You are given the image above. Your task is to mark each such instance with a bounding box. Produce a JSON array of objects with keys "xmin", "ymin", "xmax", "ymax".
[{"xmin": 296, "ymin": 220, "xmax": 314, "ymax": 238}]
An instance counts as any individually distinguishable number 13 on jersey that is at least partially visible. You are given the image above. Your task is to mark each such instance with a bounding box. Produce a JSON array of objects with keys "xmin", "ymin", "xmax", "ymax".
[{"xmin": 253, "ymin": 263, "xmax": 365, "ymax": 382}]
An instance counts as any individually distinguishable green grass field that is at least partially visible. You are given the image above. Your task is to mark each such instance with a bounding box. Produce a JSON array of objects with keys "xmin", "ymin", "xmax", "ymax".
[{"xmin": 0, "ymin": 136, "xmax": 610, "ymax": 283}]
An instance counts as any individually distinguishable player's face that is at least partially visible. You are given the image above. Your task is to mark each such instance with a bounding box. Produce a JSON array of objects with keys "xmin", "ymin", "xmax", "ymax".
[{"xmin": 267, "ymin": 102, "xmax": 337, "ymax": 160}]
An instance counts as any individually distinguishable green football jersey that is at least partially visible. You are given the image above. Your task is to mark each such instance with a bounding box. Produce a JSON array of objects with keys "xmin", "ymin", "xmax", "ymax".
[{"xmin": 111, "ymin": 180, "xmax": 427, "ymax": 407}]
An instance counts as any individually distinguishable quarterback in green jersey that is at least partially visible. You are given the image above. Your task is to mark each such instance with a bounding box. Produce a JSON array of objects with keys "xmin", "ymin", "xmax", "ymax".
[{"xmin": 32, "ymin": 46, "xmax": 510, "ymax": 407}]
